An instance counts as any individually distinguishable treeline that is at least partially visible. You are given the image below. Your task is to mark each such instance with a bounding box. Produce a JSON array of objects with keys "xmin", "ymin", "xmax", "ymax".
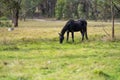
[
  {"xmin": 0, "ymin": 0, "xmax": 120, "ymax": 22},
  {"xmin": 23, "ymin": 0, "xmax": 120, "ymax": 21},
  {"xmin": 55, "ymin": 0, "xmax": 120, "ymax": 21}
]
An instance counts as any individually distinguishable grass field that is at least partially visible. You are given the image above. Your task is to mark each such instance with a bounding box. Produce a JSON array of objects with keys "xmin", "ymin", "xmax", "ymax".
[{"xmin": 0, "ymin": 19, "xmax": 120, "ymax": 80}]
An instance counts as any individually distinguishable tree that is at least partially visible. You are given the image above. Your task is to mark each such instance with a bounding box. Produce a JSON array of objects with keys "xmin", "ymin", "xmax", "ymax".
[
  {"xmin": 1, "ymin": 0, "xmax": 21, "ymax": 27},
  {"xmin": 20, "ymin": 0, "xmax": 43, "ymax": 19},
  {"xmin": 38, "ymin": 0, "xmax": 57, "ymax": 17},
  {"xmin": 111, "ymin": 0, "xmax": 120, "ymax": 39},
  {"xmin": 55, "ymin": 0, "xmax": 65, "ymax": 19},
  {"xmin": 12, "ymin": 0, "xmax": 21, "ymax": 27}
]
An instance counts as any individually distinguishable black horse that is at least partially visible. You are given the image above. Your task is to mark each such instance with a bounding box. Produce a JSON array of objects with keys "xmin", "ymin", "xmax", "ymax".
[{"xmin": 59, "ymin": 19, "xmax": 88, "ymax": 44}]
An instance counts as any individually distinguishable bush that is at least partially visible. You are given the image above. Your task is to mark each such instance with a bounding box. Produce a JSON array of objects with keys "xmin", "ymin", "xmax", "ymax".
[
  {"xmin": 0, "ymin": 21, "xmax": 12, "ymax": 27},
  {"xmin": 0, "ymin": 16, "xmax": 12, "ymax": 27},
  {"xmin": 0, "ymin": 16, "xmax": 8, "ymax": 20}
]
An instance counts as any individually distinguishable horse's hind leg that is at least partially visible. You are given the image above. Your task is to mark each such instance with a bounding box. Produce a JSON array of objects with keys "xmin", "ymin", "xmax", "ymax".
[
  {"xmin": 80, "ymin": 31, "xmax": 84, "ymax": 41},
  {"xmin": 85, "ymin": 31, "xmax": 88, "ymax": 40},
  {"xmin": 66, "ymin": 31, "xmax": 69, "ymax": 42}
]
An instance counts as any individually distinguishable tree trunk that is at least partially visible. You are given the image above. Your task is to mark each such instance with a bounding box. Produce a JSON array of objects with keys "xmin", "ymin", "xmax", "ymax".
[
  {"xmin": 94, "ymin": 0, "xmax": 98, "ymax": 21},
  {"xmin": 12, "ymin": 8, "xmax": 19, "ymax": 27},
  {"xmin": 111, "ymin": 1, "xmax": 115, "ymax": 39}
]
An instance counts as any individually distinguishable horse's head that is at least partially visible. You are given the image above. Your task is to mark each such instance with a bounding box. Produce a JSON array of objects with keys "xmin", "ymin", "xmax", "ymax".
[{"xmin": 59, "ymin": 33, "xmax": 64, "ymax": 44}]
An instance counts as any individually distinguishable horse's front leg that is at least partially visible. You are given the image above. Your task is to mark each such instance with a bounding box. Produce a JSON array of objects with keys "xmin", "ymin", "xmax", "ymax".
[
  {"xmin": 66, "ymin": 31, "xmax": 69, "ymax": 42},
  {"xmin": 71, "ymin": 32, "xmax": 74, "ymax": 42}
]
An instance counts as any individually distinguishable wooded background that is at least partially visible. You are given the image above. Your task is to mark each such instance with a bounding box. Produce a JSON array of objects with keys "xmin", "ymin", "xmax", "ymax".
[{"xmin": 0, "ymin": 0, "xmax": 120, "ymax": 27}]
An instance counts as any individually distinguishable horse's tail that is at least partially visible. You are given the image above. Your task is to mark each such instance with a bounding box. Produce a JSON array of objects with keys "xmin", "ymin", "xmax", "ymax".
[
  {"xmin": 84, "ymin": 20, "xmax": 88, "ymax": 40},
  {"xmin": 79, "ymin": 19, "xmax": 88, "ymax": 40},
  {"xmin": 84, "ymin": 20, "xmax": 87, "ymax": 28}
]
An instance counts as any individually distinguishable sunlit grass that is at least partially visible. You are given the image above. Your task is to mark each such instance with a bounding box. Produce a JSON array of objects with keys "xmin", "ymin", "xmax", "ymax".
[{"xmin": 0, "ymin": 19, "xmax": 120, "ymax": 80}]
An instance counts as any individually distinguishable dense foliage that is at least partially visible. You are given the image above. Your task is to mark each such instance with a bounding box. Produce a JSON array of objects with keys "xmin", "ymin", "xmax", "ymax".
[
  {"xmin": 0, "ymin": 0, "xmax": 120, "ymax": 20},
  {"xmin": 55, "ymin": 0, "xmax": 120, "ymax": 20}
]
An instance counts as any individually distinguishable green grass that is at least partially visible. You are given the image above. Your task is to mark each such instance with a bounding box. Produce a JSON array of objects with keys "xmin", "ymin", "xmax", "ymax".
[{"xmin": 0, "ymin": 19, "xmax": 120, "ymax": 80}]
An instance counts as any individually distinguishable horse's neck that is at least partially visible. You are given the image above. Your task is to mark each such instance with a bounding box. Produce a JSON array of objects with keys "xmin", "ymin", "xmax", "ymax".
[
  {"xmin": 61, "ymin": 27, "xmax": 67, "ymax": 36},
  {"xmin": 61, "ymin": 20, "xmax": 73, "ymax": 36}
]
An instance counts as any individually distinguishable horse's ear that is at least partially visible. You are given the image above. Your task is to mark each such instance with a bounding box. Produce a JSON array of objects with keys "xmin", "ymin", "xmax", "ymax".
[{"xmin": 58, "ymin": 33, "xmax": 61, "ymax": 35}]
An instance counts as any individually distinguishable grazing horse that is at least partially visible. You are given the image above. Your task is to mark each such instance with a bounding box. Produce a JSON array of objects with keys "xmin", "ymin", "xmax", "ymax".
[{"xmin": 59, "ymin": 19, "xmax": 88, "ymax": 44}]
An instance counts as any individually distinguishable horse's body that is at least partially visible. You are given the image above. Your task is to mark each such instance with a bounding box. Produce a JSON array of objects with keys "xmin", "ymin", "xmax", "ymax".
[{"xmin": 59, "ymin": 19, "xmax": 88, "ymax": 44}]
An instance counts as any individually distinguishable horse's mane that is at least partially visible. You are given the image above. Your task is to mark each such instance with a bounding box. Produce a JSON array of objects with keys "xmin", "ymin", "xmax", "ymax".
[
  {"xmin": 60, "ymin": 19, "xmax": 74, "ymax": 35},
  {"xmin": 65, "ymin": 19, "xmax": 74, "ymax": 26}
]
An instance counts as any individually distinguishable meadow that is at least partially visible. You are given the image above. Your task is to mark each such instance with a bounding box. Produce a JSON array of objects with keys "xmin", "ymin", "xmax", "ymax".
[{"xmin": 0, "ymin": 19, "xmax": 120, "ymax": 80}]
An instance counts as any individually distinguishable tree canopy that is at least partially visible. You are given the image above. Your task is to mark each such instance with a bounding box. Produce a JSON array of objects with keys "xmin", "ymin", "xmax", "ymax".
[{"xmin": 0, "ymin": 0, "xmax": 120, "ymax": 21}]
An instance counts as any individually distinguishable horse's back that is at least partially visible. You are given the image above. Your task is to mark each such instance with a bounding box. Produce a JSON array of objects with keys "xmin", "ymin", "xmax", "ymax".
[
  {"xmin": 78, "ymin": 19, "xmax": 87, "ymax": 27},
  {"xmin": 72, "ymin": 19, "xmax": 87, "ymax": 31},
  {"xmin": 65, "ymin": 19, "xmax": 87, "ymax": 32}
]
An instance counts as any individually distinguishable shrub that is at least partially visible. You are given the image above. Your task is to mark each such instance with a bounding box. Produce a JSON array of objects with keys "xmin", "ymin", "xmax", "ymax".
[
  {"xmin": 0, "ymin": 16, "xmax": 12, "ymax": 27},
  {"xmin": 0, "ymin": 16, "xmax": 8, "ymax": 20}
]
